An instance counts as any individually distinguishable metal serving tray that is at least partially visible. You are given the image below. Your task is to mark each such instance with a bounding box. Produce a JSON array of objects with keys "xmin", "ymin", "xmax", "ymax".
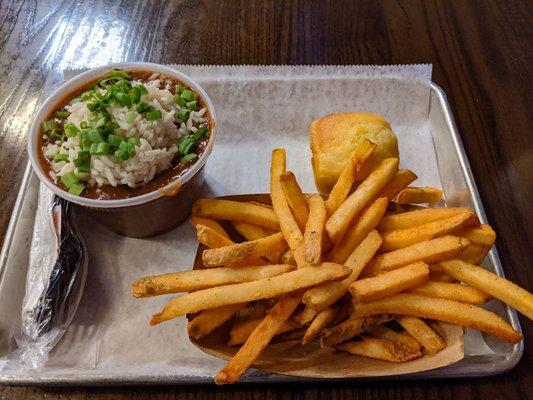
[{"xmin": 0, "ymin": 76, "xmax": 523, "ymax": 385}]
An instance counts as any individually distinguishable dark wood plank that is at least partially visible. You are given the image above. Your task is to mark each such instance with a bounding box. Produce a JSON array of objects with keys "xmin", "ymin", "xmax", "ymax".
[{"xmin": 0, "ymin": 0, "xmax": 531, "ymax": 399}]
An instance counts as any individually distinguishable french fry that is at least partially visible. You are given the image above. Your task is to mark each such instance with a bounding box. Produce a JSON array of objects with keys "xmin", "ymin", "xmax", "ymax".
[
  {"xmin": 326, "ymin": 158, "xmax": 399, "ymax": 242},
  {"xmin": 270, "ymin": 149, "xmax": 306, "ymax": 267},
  {"xmin": 276, "ymin": 328, "xmax": 307, "ymax": 342},
  {"xmin": 329, "ymin": 197, "xmax": 388, "ymax": 264},
  {"xmin": 215, "ymin": 291, "xmax": 302, "ymax": 385},
  {"xmin": 458, "ymin": 243, "xmax": 490, "ymax": 264},
  {"xmin": 437, "ymin": 259, "xmax": 533, "ymax": 320},
  {"xmin": 150, "ymin": 263, "xmax": 350, "ymax": 324},
  {"xmin": 320, "ymin": 314, "xmax": 395, "ymax": 347},
  {"xmin": 279, "ymin": 248, "xmax": 296, "ymax": 266},
  {"xmin": 380, "ymin": 210, "xmax": 478, "ymax": 252},
  {"xmin": 410, "ymin": 280, "xmax": 490, "ymax": 304},
  {"xmin": 396, "ymin": 187, "xmax": 443, "ymax": 204},
  {"xmin": 294, "ymin": 305, "xmax": 319, "ymax": 325},
  {"xmin": 375, "ymin": 169, "xmax": 417, "ymax": 202},
  {"xmin": 301, "ymin": 307, "xmax": 337, "ymax": 345},
  {"xmin": 364, "ymin": 324, "xmax": 422, "ymax": 351},
  {"xmin": 193, "ymin": 198, "xmax": 279, "ymax": 230},
  {"xmin": 228, "ymin": 317, "xmax": 301, "ymax": 346},
  {"xmin": 304, "ymin": 195, "xmax": 327, "ymax": 264},
  {"xmin": 362, "ymin": 235, "xmax": 469, "ymax": 277},
  {"xmin": 303, "ymin": 230, "xmax": 382, "ymax": 311},
  {"xmin": 202, "ymin": 232, "xmax": 287, "ymax": 267},
  {"xmin": 231, "ymin": 221, "xmax": 276, "ymax": 241},
  {"xmin": 396, "ymin": 316, "xmax": 446, "ymax": 354},
  {"xmin": 350, "ymin": 262, "xmax": 430, "ymax": 303},
  {"xmin": 196, "ymin": 225, "xmax": 266, "ymax": 266},
  {"xmin": 325, "ymin": 139, "xmax": 376, "ymax": 217},
  {"xmin": 188, "ymin": 303, "xmax": 247, "ymax": 340},
  {"xmin": 279, "ymin": 171, "xmax": 309, "ymax": 232},
  {"xmin": 132, "ymin": 264, "xmax": 295, "ymax": 297},
  {"xmin": 377, "ymin": 207, "xmax": 470, "ymax": 232},
  {"xmin": 430, "ymin": 272, "xmax": 456, "ymax": 283},
  {"xmin": 190, "ymin": 217, "xmax": 230, "ymax": 239},
  {"xmin": 336, "ymin": 336, "xmax": 422, "ymax": 362},
  {"xmin": 245, "ymin": 300, "xmax": 270, "ymax": 319},
  {"xmin": 453, "ymin": 224, "xmax": 496, "ymax": 247},
  {"xmin": 353, "ymin": 293, "xmax": 522, "ymax": 344}
]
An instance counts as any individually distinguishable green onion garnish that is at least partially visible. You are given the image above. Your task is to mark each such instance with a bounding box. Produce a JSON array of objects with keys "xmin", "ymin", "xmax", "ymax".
[
  {"xmin": 176, "ymin": 85, "xmax": 185, "ymax": 94},
  {"xmin": 54, "ymin": 110, "xmax": 71, "ymax": 119},
  {"xmin": 177, "ymin": 108, "xmax": 190, "ymax": 122},
  {"xmin": 68, "ymin": 182, "xmax": 85, "ymax": 196},
  {"xmin": 96, "ymin": 142, "xmax": 110, "ymax": 154},
  {"xmin": 125, "ymin": 111, "xmax": 137, "ymax": 124},
  {"xmin": 119, "ymin": 140, "xmax": 135, "ymax": 157},
  {"xmin": 173, "ymin": 95, "xmax": 186, "ymax": 106},
  {"xmin": 107, "ymin": 134, "xmax": 125, "ymax": 147},
  {"xmin": 146, "ymin": 108, "xmax": 162, "ymax": 121},
  {"xmin": 90, "ymin": 143, "xmax": 100, "ymax": 154},
  {"xmin": 181, "ymin": 153, "xmax": 198, "ymax": 163},
  {"xmin": 86, "ymin": 129, "xmax": 104, "ymax": 143},
  {"xmin": 41, "ymin": 120, "xmax": 57, "ymax": 132},
  {"xmin": 114, "ymin": 149, "xmax": 129, "ymax": 160},
  {"xmin": 80, "ymin": 121, "xmax": 90, "ymax": 129},
  {"xmin": 74, "ymin": 151, "xmax": 91, "ymax": 167},
  {"xmin": 64, "ymin": 123, "xmax": 79, "ymax": 137},
  {"xmin": 60, "ymin": 171, "xmax": 79, "ymax": 189},
  {"xmin": 114, "ymin": 92, "xmax": 132, "ymax": 108},
  {"xmin": 186, "ymin": 101, "xmax": 197, "ymax": 110},
  {"xmin": 53, "ymin": 153, "xmax": 69, "ymax": 162},
  {"xmin": 178, "ymin": 137, "xmax": 195, "ymax": 155},
  {"xmin": 76, "ymin": 165, "xmax": 90, "ymax": 173},
  {"xmin": 136, "ymin": 101, "xmax": 151, "ymax": 113},
  {"xmin": 180, "ymin": 89, "xmax": 197, "ymax": 102},
  {"xmin": 128, "ymin": 137, "xmax": 140, "ymax": 145},
  {"xmin": 196, "ymin": 125, "xmax": 208, "ymax": 137}
]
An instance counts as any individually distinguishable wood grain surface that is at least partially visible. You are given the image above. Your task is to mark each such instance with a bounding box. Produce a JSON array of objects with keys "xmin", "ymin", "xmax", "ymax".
[{"xmin": 0, "ymin": 0, "xmax": 531, "ymax": 399}]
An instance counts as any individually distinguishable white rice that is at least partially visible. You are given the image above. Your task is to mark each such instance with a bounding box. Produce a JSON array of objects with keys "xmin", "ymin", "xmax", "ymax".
[{"xmin": 44, "ymin": 78, "xmax": 207, "ymax": 189}]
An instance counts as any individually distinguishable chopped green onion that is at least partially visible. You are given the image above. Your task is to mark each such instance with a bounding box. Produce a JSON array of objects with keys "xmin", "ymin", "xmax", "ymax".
[
  {"xmin": 54, "ymin": 110, "xmax": 71, "ymax": 119},
  {"xmin": 95, "ymin": 116, "xmax": 107, "ymax": 128},
  {"xmin": 114, "ymin": 149, "xmax": 129, "ymax": 160},
  {"xmin": 74, "ymin": 151, "xmax": 91, "ymax": 167},
  {"xmin": 90, "ymin": 143, "xmax": 100, "ymax": 154},
  {"xmin": 146, "ymin": 108, "xmax": 162, "ymax": 121},
  {"xmin": 181, "ymin": 153, "xmax": 198, "ymax": 163},
  {"xmin": 139, "ymin": 85, "xmax": 148, "ymax": 95},
  {"xmin": 196, "ymin": 125, "xmax": 208, "ymax": 137},
  {"xmin": 136, "ymin": 101, "xmax": 152, "ymax": 113},
  {"xmin": 53, "ymin": 153, "xmax": 69, "ymax": 162},
  {"xmin": 176, "ymin": 85, "xmax": 185, "ymax": 94},
  {"xmin": 114, "ymin": 92, "xmax": 132, "ymax": 108},
  {"xmin": 49, "ymin": 129, "xmax": 64, "ymax": 141},
  {"xmin": 119, "ymin": 140, "xmax": 135, "ymax": 157},
  {"xmin": 60, "ymin": 171, "xmax": 78, "ymax": 189},
  {"xmin": 96, "ymin": 142, "xmax": 110, "ymax": 154},
  {"xmin": 177, "ymin": 108, "xmax": 190, "ymax": 121},
  {"xmin": 128, "ymin": 137, "xmax": 140, "ymax": 145},
  {"xmin": 180, "ymin": 89, "xmax": 197, "ymax": 102},
  {"xmin": 64, "ymin": 123, "xmax": 79, "ymax": 137},
  {"xmin": 80, "ymin": 121, "xmax": 90, "ymax": 129},
  {"xmin": 41, "ymin": 120, "xmax": 57, "ymax": 132},
  {"xmin": 178, "ymin": 137, "xmax": 195, "ymax": 155},
  {"xmin": 173, "ymin": 95, "xmax": 186, "ymax": 106},
  {"xmin": 68, "ymin": 182, "xmax": 85, "ymax": 196},
  {"xmin": 107, "ymin": 134, "xmax": 124, "ymax": 147},
  {"xmin": 76, "ymin": 165, "xmax": 90, "ymax": 173},
  {"xmin": 86, "ymin": 129, "xmax": 104, "ymax": 143},
  {"xmin": 186, "ymin": 101, "xmax": 198, "ymax": 110},
  {"xmin": 125, "ymin": 111, "xmax": 137, "ymax": 124}
]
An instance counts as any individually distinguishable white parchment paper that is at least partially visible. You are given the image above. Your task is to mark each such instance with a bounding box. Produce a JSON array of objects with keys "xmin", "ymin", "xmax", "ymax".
[{"xmin": 2, "ymin": 65, "xmax": 501, "ymax": 381}]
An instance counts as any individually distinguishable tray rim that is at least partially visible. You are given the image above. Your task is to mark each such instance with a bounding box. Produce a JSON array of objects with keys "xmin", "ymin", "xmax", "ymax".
[{"xmin": 0, "ymin": 82, "xmax": 523, "ymax": 386}]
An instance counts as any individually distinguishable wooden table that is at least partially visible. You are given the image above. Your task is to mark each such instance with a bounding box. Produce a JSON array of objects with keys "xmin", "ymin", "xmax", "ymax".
[{"xmin": 0, "ymin": 0, "xmax": 531, "ymax": 398}]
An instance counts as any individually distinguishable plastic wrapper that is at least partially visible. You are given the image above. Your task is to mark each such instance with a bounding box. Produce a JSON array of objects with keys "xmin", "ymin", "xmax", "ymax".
[{"xmin": 15, "ymin": 185, "xmax": 88, "ymax": 369}]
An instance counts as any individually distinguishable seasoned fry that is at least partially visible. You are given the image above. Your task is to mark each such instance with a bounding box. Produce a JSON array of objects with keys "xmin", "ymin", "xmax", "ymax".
[
  {"xmin": 410, "ymin": 280, "xmax": 490, "ymax": 304},
  {"xmin": 320, "ymin": 314, "xmax": 395, "ymax": 347},
  {"xmin": 337, "ymin": 336, "xmax": 422, "ymax": 362},
  {"xmin": 353, "ymin": 293, "xmax": 522, "ymax": 344},
  {"xmin": 396, "ymin": 316, "xmax": 446, "ymax": 354},
  {"xmin": 375, "ymin": 169, "xmax": 417, "ymax": 202},
  {"xmin": 279, "ymin": 248, "xmax": 296, "ymax": 266},
  {"xmin": 329, "ymin": 197, "xmax": 388, "ymax": 264},
  {"xmin": 196, "ymin": 225, "xmax": 266, "ymax": 266},
  {"xmin": 301, "ymin": 307, "xmax": 337, "ymax": 345},
  {"xmin": 326, "ymin": 158, "xmax": 399, "ymax": 242},
  {"xmin": 228, "ymin": 318, "xmax": 301, "ymax": 346},
  {"xmin": 190, "ymin": 217, "xmax": 230, "ymax": 239},
  {"xmin": 280, "ymin": 171, "xmax": 309, "ymax": 232},
  {"xmin": 193, "ymin": 198, "xmax": 279, "ymax": 230},
  {"xmin": 362, "ymin": 235, "xmax": 469, "ymax": 277},
  {"xmin": 270, "ymin": 149, "xmax": 306, "ymax": 267},
  {"xmin": 430, "ymin": 272, "xmax": 456, "ymax": 283},
  {"xmin": 437, "ymin": 259, "xmax": 533, "ymax": 320},
  {"xmin": 396, "ymin": 187, "xmax": 443, "ymax": 204},
  {"xmin": 364, "ymin": 324, "xmax": 421, "ymax": 351},
  {"xmin": 350, "ymin": 262, "xmax": 430, "ymax": 303},
  {"xmin": 458, "ymin": 243, "xmax": 490, "ymax": 264},
  {"xmin": 276, "ymin": 328, "xmax": 307, "ymax": 342},
  {"xmin": 132, "ymin": 264, "xmax": 295, "ymax": 297},
  {"xmin": 304, "ymin": 195, "xmax": 327, "ymax": 264},
  {"xmin": 188, "ymin": 303, "xmax": 247, "ymax": 340},
  {"xmin": 150, "ymin": 263, "xmax": 350, "ymax": 324},
  {"xmin": 231, "ymin": 221, "xmax": 276, "ymax": 241},
  {"xmin": 303, "ymin": 230, "xmax": 382, "ymax": 311},
  {"xmin": 380, "ymin": 210, "xmax": 478, "ymax": 252},
  {"xmin": 377, "ymin": 207, "xmax": 470, "ymax": 232},
  {"xmin": 202, "ymin": 231, "xmax": 287, "ymax": 267},
  {"xmin": 215, "ymin": 291, "xmax": 302, "ymax": 385},
  {"xmin": 453, "ymin": 224, "xmax": 496, "ymax": 247},
  {"xmin": 294, "ymin": 305, "xmax": 319, "ymax": 325},
  {"xmin": 325, "ymin": 139, "xmax": 376, "ymax": 217}
]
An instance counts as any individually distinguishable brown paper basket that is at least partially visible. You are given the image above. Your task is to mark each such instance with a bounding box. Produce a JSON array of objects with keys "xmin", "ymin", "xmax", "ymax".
[{"xmin": 188, "ymin": 194, "xmax": 464, "ymax": 379}]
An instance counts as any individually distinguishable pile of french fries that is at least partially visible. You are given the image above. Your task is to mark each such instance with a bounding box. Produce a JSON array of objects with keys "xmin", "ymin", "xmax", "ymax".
[{"xmin": 132, "ymin": 139, "xmax": 533, "ymax": 384}]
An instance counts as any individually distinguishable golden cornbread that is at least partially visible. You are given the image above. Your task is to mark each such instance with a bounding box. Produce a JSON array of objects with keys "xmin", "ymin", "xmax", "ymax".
[{"xmin": 310, "ymin": 112, "xmax": 399, "ymax": 193}]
